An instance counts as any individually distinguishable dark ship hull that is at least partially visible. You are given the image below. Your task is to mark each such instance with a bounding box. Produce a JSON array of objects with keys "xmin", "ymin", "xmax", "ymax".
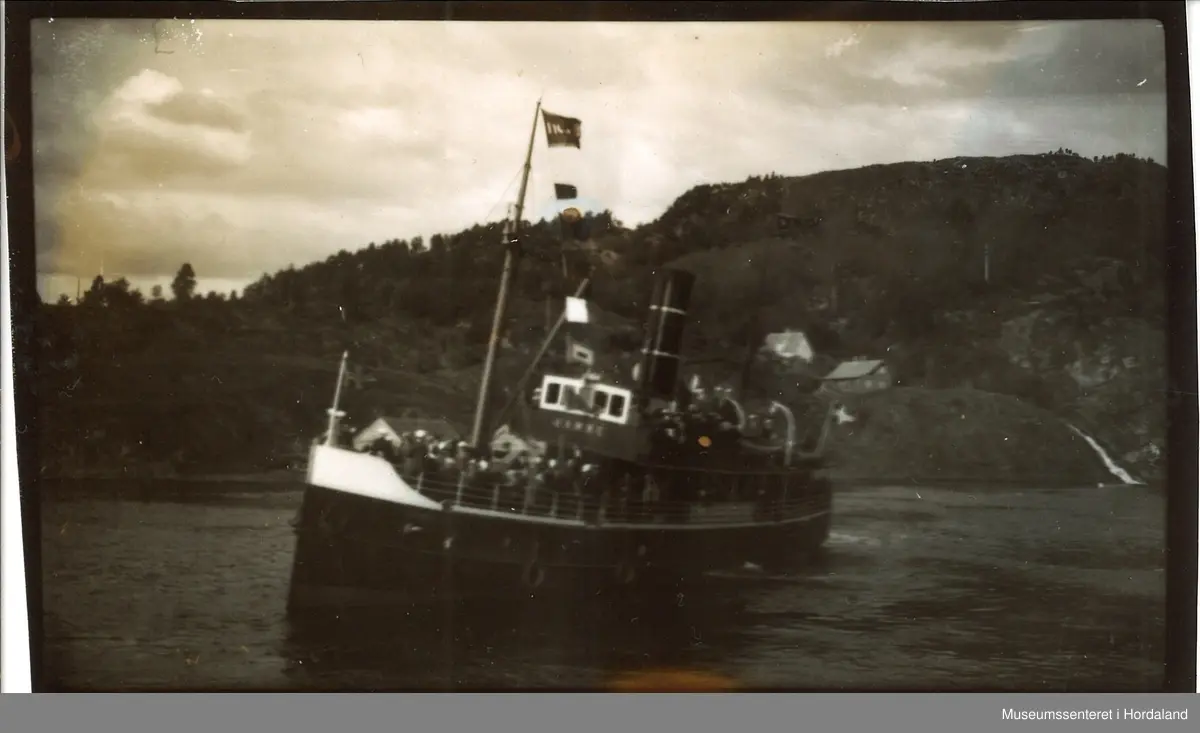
[{"xmin": 286, "ymin": 445, "xmax": 832, "ymax": 613}]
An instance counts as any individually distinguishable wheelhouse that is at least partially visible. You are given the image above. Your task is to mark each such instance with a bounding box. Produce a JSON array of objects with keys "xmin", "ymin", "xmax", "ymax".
[{"xmin": 536, "ymin": 373, "xmax": 634, "ymax": 426}]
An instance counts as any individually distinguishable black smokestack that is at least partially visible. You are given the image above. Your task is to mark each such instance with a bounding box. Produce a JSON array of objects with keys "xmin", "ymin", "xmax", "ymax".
[{"xmin": 636, "ymin": 268, "xmax": 695, "ymax": 400}]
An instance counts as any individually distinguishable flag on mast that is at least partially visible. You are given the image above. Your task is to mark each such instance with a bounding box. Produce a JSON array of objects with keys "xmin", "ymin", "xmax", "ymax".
[
  {"xmin": 565, "ymin": 296, "xmax": 590, "ymax": 324},
  {"xmin": 565, "ymin": 333, "xmax": 595, "ymax": 366},
  {"xmin": 543, "ymin": 110, "xmax": 586, "ymax": 238},
  {"xmin": 543, "ymin": 111, "xmax": 582, "ymax": 148}
]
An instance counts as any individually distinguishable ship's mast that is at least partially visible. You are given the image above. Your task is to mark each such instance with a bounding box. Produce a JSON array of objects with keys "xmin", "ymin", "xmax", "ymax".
[
  {"xmin": 490, "ymin": 276, "xmax": 592, "ymax": 431},
  {"xmin": 469, "ymin": 99, "xmax": 543, "ymax": 450},
  {"xmin": 324, "ymin": 351, "xmax": 349, "ymax": 446}
]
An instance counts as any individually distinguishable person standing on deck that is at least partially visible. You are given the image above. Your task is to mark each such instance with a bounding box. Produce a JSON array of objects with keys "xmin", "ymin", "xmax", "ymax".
[
  {"xmin": 398, "ymin": 435, "xmax": 419, "ymax": 478},
  {"xmin": 412, "ymin": 429, "xmax": 432, "ymax": 475},
  {"xmin": 565, "ymin": 455, "xmax": 586, "ymax": 517},
  {"xmin": 438, "ymin": 442, "xmax": 458, "ymax": 478},
  {"xmin": 642, "ymin": 472, "xmax": 661, "ymax": 522},
  {"xmin": 501, "ymin": 462, "xmax": 522, "ymax": 511},
  {"xmin": 470, "ymin": 459, "xmax": 502, "ymax": 505},
  {"xmin": 455, "ymin": 441, "xmax": 473, "ymax": 472},
  {"xmin": 424, "ymin": 442, "xmax": 444, "ymax": 480},
  {"xmin": 616, "ymin": 472, "xmax": 632, "ymax": 522},
  {"xmin": 578, "ymin": 463, "xmax": 603, "ymax": 522},
  {"xmin": 547, "ymin": 458, "xmax": 570, "ymax": 517},
  {"xmin": 524, "ymin": 458, "xmax": 546, "ymax": 513}
]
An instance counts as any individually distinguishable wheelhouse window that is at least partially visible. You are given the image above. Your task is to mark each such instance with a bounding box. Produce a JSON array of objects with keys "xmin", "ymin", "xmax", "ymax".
[
  {"xmin": 543, "ymin": 382, "xmax": 562, "ymax": 407},
  {"xmin": 608, "ymin": 394, "xmax": 627, "ymax": 420},
  {"xmin": 592, "ymin": 390, "xmax": 609, "ymax": 412}
]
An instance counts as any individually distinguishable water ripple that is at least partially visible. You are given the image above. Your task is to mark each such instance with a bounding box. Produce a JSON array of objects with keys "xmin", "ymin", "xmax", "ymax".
[{"xmin": 40, "ymin": 483, "xmax": 1166, "ymax": 691}]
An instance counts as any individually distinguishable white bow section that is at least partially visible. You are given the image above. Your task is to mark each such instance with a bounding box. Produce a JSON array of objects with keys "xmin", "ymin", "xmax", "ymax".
[{"xmin": 306, "ymin": 444, "xmax": 444, "ymax": 509}]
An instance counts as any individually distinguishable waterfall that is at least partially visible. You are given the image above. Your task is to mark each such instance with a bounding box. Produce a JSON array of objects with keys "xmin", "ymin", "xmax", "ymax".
[{"xmin": 1067, "ymin": 424, "xmax": 1140, "ymax": 485}]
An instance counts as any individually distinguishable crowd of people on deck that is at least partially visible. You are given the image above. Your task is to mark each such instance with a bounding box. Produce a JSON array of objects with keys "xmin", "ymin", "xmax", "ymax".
[
  {"xmin": 340, "ymin": 428, "xmax": 630, "ymax": 519},
  {"xmin": 317, "ymin": 379, "xmax": 823, "ymax": 522}
]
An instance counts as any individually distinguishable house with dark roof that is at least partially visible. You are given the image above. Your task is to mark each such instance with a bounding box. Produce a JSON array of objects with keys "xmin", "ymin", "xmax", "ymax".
[
  {"xmin": 816, "ymin": 358, "xmax": 893, "ymax": 397},
  {"xmin": 352, "ymin": 416, "xmax": 463, "ymax": 450}
]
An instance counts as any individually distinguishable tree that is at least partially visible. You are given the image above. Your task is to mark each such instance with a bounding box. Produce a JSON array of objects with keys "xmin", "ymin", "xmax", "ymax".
[
  {"xmin": 171, "ymin": 263, "xmax": 197, "ymax": 302},
  {"xmin": 104, "ymin": 277, "xmax": 144, "ymax": 309},
  {"xmin": 81, "ymin": 275, "xmax": 106, "ymax": 307},
  {"xmin": 151, "ymin": 285, "xmax": 164, "ymax": 301}
]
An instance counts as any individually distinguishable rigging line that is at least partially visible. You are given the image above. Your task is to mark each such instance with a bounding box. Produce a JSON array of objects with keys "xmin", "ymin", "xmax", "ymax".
[
  {"xmin": 486, "ymin": 100, "xmax": 545, "ymax": 227},
  {"xmin": 481, "ymin": 165, "xmax": 524, "ymax": 225}
]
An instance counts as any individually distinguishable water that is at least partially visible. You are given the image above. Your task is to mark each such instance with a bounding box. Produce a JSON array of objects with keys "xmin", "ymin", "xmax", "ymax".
[{"xmin": 39, "ymin": 481, "xmax": 1166, "ymax": 691}]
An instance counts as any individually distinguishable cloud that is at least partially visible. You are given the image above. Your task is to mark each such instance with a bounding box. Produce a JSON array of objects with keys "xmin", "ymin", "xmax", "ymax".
[
  {"xmin": 748, "ymin": 20, "xmax": 1164, "ymax": 107},
  {"xmin": 95, "ymin": 70, "xmax": 253, "ymax": 179},
  {"xmin": 147, "ymin": 85, "xmax": 249, "ymax": 133},
  {"xmin": 32, "ymin": 18, "xmax": 1167, "ymax": 299},
  {"xmin": 938, "ymin": 20, "xmax": 1166, "ymax": 98}
]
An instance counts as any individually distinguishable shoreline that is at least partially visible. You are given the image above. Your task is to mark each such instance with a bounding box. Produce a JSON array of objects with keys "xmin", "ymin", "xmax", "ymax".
[
  {"xmin": 36, "ymin": 469, "xmax": 301, "ymax": 482},
  {"xmin": 32, "ymin": 468, "xmax": 1161, "ymax": 494}
]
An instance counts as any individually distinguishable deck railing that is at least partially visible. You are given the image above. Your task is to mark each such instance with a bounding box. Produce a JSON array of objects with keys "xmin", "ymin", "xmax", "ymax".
[{"xmin": 403, "ymin": 468, "xmax": 830, "ymax": 527}]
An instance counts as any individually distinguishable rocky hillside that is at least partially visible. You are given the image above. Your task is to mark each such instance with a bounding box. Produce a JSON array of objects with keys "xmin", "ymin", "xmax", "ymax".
[
  {"xmin": 628, "ymin": 151, "xmax": 1167, "ymax": 481},
  {"xmin": 30, "ymin": 150, "xmax": 1168, "ymax": 483},
  {"xmin": 825, "ymin": 388, "xmax": 1121, "ymax": 486}
]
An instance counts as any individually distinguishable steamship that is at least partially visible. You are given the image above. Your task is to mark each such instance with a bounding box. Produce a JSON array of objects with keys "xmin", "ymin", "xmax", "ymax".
[{"xmin": 286, "ymin": 101, "xmax": 834, "ymax": 612}]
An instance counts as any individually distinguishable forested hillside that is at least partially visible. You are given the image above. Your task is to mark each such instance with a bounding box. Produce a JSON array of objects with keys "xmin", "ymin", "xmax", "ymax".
[{"xmin": 31, "ymin": 150, "xmax": 1168, "ymax": 483}]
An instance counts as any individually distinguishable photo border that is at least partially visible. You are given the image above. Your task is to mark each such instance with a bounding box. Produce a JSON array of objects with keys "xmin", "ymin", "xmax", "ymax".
[{"xmin": 3, "ymin": 0, "xmax": 1195, "ymax": 706}]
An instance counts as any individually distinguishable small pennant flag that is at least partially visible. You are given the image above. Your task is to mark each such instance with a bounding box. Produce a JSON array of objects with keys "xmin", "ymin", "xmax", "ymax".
[
  {"xmin": 566, "ymin": 333, "xmax": 595, "ymax": 366},
  {"xmin": 554, "ymin": 183, "xmax": 578, "ymax": 200},
  {"xmin": 543, "ymin": 110, "xmax": 582, "ymax": 148}
]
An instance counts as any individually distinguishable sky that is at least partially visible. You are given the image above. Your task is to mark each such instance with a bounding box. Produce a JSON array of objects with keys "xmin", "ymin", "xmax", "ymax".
[{"xmin": 31, "ymin": 18, "xmax": 1166, "ymax": 300}]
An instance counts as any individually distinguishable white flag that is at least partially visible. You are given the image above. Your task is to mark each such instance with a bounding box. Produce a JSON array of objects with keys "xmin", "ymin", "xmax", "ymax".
[
  {"xmin": 566, "ymin": 334, "xmax": 595, "ymax": 366},
  {"xmin": 565, "ymin": 296, "xmax": 590, "ymax": 324},
  {"xmin": 570, "ymin": 344, "xmax": 595, "ymax": 366}
]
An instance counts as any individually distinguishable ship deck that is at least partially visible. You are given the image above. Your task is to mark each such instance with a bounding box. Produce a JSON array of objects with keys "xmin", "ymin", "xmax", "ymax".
[
  {"xmin": 408, "ymin": 472, "xmax": 829, "ymax": 529},
  {"xmin": 306, "ymin": 444, "xmax": 831, "ymax": 531}
]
